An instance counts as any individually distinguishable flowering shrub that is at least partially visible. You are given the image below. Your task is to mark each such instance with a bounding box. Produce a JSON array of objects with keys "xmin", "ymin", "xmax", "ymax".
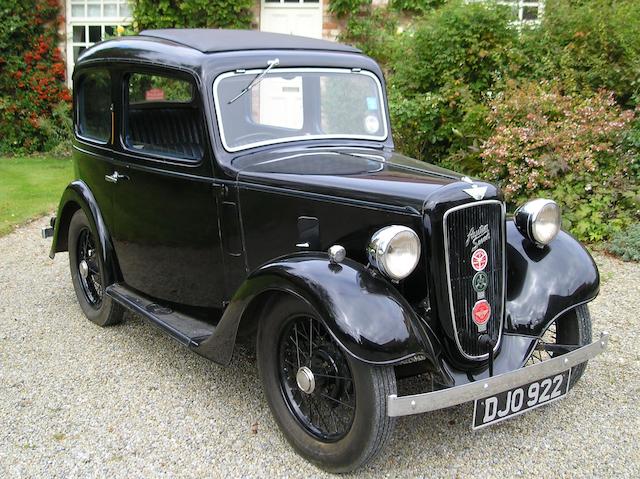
[
  {"xmin": 481, "ymin": 81, "xmax": 640, "ymax": 241},
  {"xmin": 0, "ymin": 0, "xmax": 71, "ymax": 154}
]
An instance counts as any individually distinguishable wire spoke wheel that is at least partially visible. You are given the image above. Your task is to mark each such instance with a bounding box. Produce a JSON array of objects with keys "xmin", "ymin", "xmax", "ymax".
[
  {"xmin": 278, "ymin": 315, "xmax": 355, "ymax": 442},
  {"xmin": 526, "ymin": 322, "xmax": 557, "ymax": 366},
  {"xmin": 525, "ymin": 306, "xmax": 592, "ymax": 388},
  {"xmin": 76, "ymin": 227, "xmax": 103, "ymax": 308}
]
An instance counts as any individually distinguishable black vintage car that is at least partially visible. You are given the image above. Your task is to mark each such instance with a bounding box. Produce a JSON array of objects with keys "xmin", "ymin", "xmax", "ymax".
[{"xmin": 45, "ymin": 29, "xmax": 608, "ymax": 472}]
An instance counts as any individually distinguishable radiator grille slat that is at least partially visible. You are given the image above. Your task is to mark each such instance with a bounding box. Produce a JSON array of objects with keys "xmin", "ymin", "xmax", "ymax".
[{"xmin": 444, "ymin": 201, "xmax": 504, "ymax": 359}]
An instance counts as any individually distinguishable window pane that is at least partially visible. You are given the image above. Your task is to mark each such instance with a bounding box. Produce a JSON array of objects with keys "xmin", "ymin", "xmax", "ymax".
[
  {"xmin": 78, "ymin": 70, "xmax": 111, "ymax": 142},
  {"xmin": 87, "ymin": 4, "xmax": 101, "ymax": 17},
  {"xmin": 104, "ymin": 3, "xmax": 118, "ymax": 16},
  {"xmin": 250, "ymin": 77, "xmax": 303, "ymax": 129},
  {"xmin": 89, "ymin": 25, "xmax": 101, "ymax": 42},
  {"xmin": 216, "ymin": 70, "xmax": 387, "ymax": 151},
  {"xmin": 73, "ymin": 26, "xmax": 86, "ymax": 42},
  {"xmin": 129, "ymin": 74, "xmax": 193, "ymax": 103},
  {"xmin": 321, "ymin": 75, "xmax": 383, "ymax": 136},
  {"xmin": 71, "ymin": 5, "xmax": 85, "ymax": 17},
  {"xmin": 120, "ymin": 2, "xmax": 131, "ymax": 17},
  {"xmin": 126, "ymin": 73, "xmax": 202, "ymax": 161},
  {"xmin": 105, "ymin": 25, "xmax": 115, "ymax": 37},
  {"xmin": 523, "ymin": 6, "xmax": 539, "ymax": 20}
]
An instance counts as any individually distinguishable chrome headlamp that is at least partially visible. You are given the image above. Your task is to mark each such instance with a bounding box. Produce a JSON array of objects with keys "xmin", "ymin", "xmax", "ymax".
[
  {"xmin": 514, "ymin": 199, "xmax": 562, "ymax": 246},
  {"xmin": 367, "ymin": 225, "xmax": 421, "ymax": 280}
]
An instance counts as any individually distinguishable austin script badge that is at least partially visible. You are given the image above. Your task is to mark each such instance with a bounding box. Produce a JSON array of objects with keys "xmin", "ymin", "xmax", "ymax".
[{"xmin": 465, "ymin": 224, "xmax": 490, "ymax": 252}]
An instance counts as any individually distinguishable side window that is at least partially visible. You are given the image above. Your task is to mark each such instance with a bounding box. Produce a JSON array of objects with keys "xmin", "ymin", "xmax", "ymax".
[
  {"xmin": 125, "ymin": 73, "xmax": 204, "ymax": 161},
  {"xmin": 77, "ymin": 70, "xmax": 111, "ymax": 143}
]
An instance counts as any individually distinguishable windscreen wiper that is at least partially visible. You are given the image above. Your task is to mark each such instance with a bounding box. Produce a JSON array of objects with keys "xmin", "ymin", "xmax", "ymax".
[{"xmin": 227, "ymin": 58, "xmax": 280, "ymax": 105}]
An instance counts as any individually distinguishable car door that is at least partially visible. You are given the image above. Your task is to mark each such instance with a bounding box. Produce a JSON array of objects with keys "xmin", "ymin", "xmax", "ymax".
[{"xmin": 107, "ymin": 68, "xmax": 225, "ymax": 308}]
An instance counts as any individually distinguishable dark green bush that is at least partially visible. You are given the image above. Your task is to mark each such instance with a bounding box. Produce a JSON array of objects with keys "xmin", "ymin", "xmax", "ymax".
[
  {"xmin": 389, "ymin": 0, "xmax": 443, "ymax": 14},
  {"xmin": 392, "ymin": 1, "xmax": 517, "ymax": 97},
  {"xmin": 385, "ymin": 1, "xmax": 515, "ymax": 163},
  {"xmin": 329, "ymin": 0, "xmax": 371, "ymax": 19},
  {"xmin": 338, "ymin": 9, "xmax": 400, "ymax": 69},
  {"xmin": 607, "ymin": 223, "xmax": 640, "ymax": 262},
  {"xmin": 132, "ymin": 0, "xmax": 254, "ymax": 30},
  {"xmin": 520, "ymin": 0, "xmax": 640, "ymax": 106}
]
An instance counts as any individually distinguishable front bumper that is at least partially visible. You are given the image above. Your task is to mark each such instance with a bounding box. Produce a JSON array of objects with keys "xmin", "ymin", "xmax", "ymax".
[{"xmin": 387, "ymin": 331, "xmax": 608, "ymax": 417}]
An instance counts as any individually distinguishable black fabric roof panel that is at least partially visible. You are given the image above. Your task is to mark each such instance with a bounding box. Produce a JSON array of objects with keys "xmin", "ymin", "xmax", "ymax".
[{"xmin": 139, "ymin": 29, "xmax": 360, "ymax": 54}]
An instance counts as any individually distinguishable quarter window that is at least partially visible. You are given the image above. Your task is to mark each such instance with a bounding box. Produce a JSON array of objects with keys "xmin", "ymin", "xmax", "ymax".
[
  {"xmin": 125, "ymin": 73, "xmax": 204, "ymax": 161},
  {"xmin": 77, "ymin": 70, "xmax": 112, "ymax": 143}
]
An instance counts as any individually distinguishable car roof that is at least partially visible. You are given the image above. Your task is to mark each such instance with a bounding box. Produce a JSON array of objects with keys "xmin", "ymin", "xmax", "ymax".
[{"xmin": 138, "ymin": 29, "xmax": 360, "ymax": 54}]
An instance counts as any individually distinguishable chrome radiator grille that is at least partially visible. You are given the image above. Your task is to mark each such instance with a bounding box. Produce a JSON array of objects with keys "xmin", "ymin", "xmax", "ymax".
[{"xmin": 443, "ymin": 200, "xmax": 505, "ymax": 359}]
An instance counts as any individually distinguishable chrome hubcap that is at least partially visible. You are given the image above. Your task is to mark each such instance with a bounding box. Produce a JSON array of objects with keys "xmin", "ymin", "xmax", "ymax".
[
  {"xmin": 79, "ymin": 260, "xmax": 89, "ymax": 279},
  {"xmin": 296, "ymin": 366, "xmax": 315, "ymax": 394}
]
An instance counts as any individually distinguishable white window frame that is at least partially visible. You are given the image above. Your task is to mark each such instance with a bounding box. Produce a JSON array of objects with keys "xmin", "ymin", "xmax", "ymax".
[
  {"xmin": 262, "ymin": 0, "xmax": 321, "ymax": 8},
  {"xmin": 498, "ymin": 0, "xmax": 545, "ymax": 24},
  {"xmin": 65, "ymin": 0, "xmax": 132, "ymax": 85}
]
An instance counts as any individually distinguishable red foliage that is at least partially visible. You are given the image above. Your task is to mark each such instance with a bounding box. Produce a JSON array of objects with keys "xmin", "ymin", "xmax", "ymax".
[{"xmin": 1, "ymin": 0, "xmax": 71, "ymax": 152}]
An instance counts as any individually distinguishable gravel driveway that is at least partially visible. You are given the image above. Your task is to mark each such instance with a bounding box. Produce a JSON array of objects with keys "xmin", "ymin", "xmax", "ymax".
[{"xmin": 1, "ymin": 219, "xmax": 639, "ymax": 478}]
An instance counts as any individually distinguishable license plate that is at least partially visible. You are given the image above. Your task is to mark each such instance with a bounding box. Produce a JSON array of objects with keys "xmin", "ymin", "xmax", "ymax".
[{"xmin": 472, "ymin": 369, "xmax": 571, "ymax": 430}]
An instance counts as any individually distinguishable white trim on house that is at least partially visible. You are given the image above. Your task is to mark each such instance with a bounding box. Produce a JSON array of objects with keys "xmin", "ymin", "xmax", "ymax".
[
  {"xmin": 64, "ymin": 0, "xmax": 131, "ymax": 84},
  {"xmin": 260, "ymin": 0, "xmax": 323, "ymax": 39}
]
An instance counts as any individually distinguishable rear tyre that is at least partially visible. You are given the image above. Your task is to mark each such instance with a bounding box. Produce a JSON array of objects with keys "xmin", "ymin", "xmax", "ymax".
[
  {"xmin": 528, "ymin": 305, "xmax": 592, "ymax": 388},
  {"xmin": 68, "ymin": 209, "xmax": 124, "ymax": 327},
  {"xmin": 257, "ymin": 294, "xmax": 396, "ymax": 473}
]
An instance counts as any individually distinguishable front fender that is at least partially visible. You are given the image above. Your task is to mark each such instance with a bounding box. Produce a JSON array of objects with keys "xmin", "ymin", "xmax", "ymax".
[
  {"xmin": 196, "ymin": 254, "xmax": 438, "ymax": 366},
  {"xmin": 50, "ymin": 180, "xmax": 120, "ymax": 286},
  {"xmin": 505, "ymin": 220, "xmax": 599, "ymax": 337}
]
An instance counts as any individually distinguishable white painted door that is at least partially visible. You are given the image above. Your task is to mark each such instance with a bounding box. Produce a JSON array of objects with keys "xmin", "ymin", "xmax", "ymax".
[{"xmin": 260, "ymin": 0, "xmax": 323, "ymax": 39}]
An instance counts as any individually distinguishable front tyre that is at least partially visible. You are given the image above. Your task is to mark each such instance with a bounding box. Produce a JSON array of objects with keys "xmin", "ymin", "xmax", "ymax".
[
  {"xmin": 528, "ymin": 304, "xmax": 592, "ymax": 388},
  {"xmin": 68, "ymin": 209, "xmax": 124, "ymax": 327},
  {"xmin": 257, "ymin": 295, "xmax": 396, "ymax": 473}
]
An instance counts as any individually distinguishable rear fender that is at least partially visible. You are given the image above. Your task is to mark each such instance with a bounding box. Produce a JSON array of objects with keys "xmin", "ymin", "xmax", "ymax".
[
  {"xmin": 50, "ymin": 180, "xmax": 120, "ymax": 286},
  {"xmin": 505, "ymin": 220, "xmax": 599, "ymax": 337},
  {"xmin": 195, "ymin": 254, "xmax": 440, "ymax": 367}
]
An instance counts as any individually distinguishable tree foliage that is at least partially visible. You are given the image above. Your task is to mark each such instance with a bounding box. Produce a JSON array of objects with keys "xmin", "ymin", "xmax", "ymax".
[{"xmin": 132, "ymin": 0, "xmax": 255, "ymax": 30}]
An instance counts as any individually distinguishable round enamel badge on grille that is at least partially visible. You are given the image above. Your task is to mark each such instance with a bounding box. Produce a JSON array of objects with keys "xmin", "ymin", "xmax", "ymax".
[
  {"xmin": 472, "ymin": 271, "xmax": 488, "ymax": 292},
  {"xmin": 472, "ymin": 299, "xmax": 491, "ymax": 326},
  {"xmin": 471, "ymin": 248, "xmax": 488, "ymax": 271}
]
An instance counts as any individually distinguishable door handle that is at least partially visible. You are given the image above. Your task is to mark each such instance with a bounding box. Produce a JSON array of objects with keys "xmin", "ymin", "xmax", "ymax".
[{"xmin": 105, "ymin": 171, "xmax": 129, "ymax": 183}]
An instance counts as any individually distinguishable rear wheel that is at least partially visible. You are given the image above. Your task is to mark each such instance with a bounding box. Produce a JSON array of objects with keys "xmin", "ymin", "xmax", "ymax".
[
  {"xmin": 257, "ymin": 295, "xmax": 396, "ymax": 473},
  {"xmin": 527, "ymin": 304, "xmax": 592, "ymax": 388},
  {"xmin": 68, "ymin": 209, "xmax": 124, "ymax": 327}
]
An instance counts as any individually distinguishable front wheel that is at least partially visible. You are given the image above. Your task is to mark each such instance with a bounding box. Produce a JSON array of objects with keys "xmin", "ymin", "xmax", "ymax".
[
  {"xmin": 257, "ymin": 295, "xmax": 396, "ymax": 473},
  {"xmin": 527, "ymin": 304, "xmax": 592, "ymax": 388}
]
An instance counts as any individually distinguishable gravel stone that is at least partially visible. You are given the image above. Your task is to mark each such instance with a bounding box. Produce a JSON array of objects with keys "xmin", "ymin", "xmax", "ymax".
[{"xmin": 1, "ymin": 218, "xmax": 638, "ymax": 478}]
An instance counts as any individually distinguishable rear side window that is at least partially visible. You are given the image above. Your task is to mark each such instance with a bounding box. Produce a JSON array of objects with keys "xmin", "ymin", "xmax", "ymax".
[
  {"xmin": 125, "ymin": 73, "xmax": 204, "ymax": 161},
  {"xmin": 77, "ymin": 70, "xmax": 111, "ymax": 143}
]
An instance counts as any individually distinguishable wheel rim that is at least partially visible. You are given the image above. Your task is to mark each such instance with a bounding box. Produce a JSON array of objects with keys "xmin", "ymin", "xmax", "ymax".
[
  {"xmin": 76, "ymin": 227, "xmax": 103, "ymax": 308},
  {"xmin": 526, "ymin": 322, "xmax": 557, "ymax": 365},
  {"xmin": 278, "ymin": 315, "xmax": 356, "ymax": 442}
]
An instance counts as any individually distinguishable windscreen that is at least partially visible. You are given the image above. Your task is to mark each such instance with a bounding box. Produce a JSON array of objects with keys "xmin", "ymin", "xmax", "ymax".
[{"xmin": 214, "ymin": 69, "xmax": 387, "ymax": 151}]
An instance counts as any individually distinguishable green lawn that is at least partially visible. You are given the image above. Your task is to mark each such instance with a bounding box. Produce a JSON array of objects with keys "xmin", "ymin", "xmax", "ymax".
[{"xmin": 0, "ymin": 155, "xmax": 73, "ymax": 236}]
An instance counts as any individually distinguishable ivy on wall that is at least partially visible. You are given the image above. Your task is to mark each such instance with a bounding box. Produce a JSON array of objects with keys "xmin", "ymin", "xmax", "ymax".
[
  {"xmin": 132, "ymin": 0, "xmax": 255, "ymax": 31},
  {"xmin": 0, "ymin": 0, "xmax": 71, "ymax": 153},
  {"xmin": 328, "ymin": 0, "xmax": 371, "ymax": 19}
]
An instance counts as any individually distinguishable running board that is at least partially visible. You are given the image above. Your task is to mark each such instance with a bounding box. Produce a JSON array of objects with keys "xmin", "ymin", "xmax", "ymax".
[{"xmin": 106, "ymin": 283, "xmax": 216, "ymax": 347}]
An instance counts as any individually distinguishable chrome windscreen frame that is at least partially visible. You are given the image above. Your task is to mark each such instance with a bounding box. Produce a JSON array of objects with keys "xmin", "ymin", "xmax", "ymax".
[
  {"xmin": 442, "ymin": 199, "xmax": 507, "ymax": 360},
  {"xmin": 212, "ymin": 68, "xmax": 389, "ymax": 153}
]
